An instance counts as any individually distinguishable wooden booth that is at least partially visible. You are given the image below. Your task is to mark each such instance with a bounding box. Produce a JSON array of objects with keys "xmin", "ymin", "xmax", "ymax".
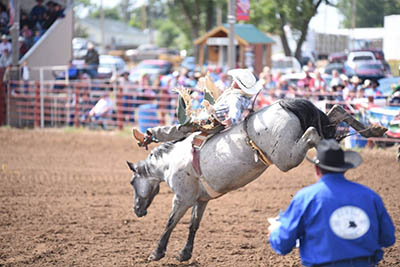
[{"xmin": 194, "ymin": 24, "xmax": 274, "ymax": 75}]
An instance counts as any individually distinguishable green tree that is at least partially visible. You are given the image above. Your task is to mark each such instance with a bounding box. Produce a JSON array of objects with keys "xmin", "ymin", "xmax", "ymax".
[
  {"xmin": 162, "ymin": 0, "xmax": 225, "ymax": 54},
  {"xmin": 250, "ymin": 0, "xmax": 330, "ymax": 61},
  {"xmin": 89, "ymin": 6, "xmax": 121, "ymax": 20},
  {"xmin": 337, "ymin": 0, "xmax": 400, "ymax": 28}
]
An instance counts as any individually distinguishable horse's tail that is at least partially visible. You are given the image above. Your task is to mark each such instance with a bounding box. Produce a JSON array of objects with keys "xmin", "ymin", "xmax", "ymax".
[{"xmin": 279, "ymin": 99, "xmax": 336, "ymax": 139}]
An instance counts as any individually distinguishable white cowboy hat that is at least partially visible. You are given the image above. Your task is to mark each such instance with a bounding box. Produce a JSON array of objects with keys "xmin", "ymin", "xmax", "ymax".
[
  {"xmin": 363, "ymin": 79, "xmax": 371, "ymax": 88},
  {"xmin": 350, "ymin": 75, "xmax": 360, "ymax": 84},
  {"xmin": 227, "ymin": 68, "xmax": 261, "ymax": 95}
]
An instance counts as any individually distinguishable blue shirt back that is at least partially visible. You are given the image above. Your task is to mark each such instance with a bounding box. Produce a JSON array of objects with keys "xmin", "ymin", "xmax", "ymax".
[{"xmin": 269, "ymin": 173, "xmax": 395, "ymax": 266}]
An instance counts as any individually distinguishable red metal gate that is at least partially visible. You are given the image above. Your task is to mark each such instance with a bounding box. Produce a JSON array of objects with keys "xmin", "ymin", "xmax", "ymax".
[{"xmin": 0, "ymin": 67, "xmax": 6, "ymax": 126}]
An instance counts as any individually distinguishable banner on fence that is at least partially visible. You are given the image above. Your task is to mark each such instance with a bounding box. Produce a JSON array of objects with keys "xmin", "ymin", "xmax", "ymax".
[{"xmin": 367, "ymin": 106, "xmax": 400, "ymax": 138}]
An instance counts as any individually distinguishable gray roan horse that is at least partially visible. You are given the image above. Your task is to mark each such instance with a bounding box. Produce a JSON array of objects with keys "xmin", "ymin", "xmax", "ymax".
[{"xmin": 126, "ymin": 98, "xmax": 385, "ymax": 262}]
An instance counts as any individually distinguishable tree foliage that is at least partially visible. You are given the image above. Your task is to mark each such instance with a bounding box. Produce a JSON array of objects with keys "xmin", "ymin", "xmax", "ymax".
[
  {"xmin": 250, "ymin": 0, "xmax": 329, "ymax": 60},
  {"xmin": 75, "ymin": 0, "xmax": 327, "ymax": 60},
  {"xmin": 161, "ymin": 0, "xmax": 226, "ymax": 54},
  {"xmin": 337, "ymin": 0, "xmax": 400, "ymax": 28},
  {"xmin": 89, "ymin": 6, "xmax": 121, "ymax": 20}
]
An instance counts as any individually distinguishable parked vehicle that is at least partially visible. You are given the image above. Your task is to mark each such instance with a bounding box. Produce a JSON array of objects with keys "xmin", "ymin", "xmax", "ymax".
[
  {"xmin": 158, "ymin": 48, "xmax": 182, "ymax": 67},
  {"xmin": 323, "ymin": 62, "xmax": 355, "ymax": 77},
  {"xmin": 271, "ymin": 54, "xmax": 302, "ymax": 74},
  {"xmin": 97, "ymin": 55, "xmax": 126, "ymax": 79},
  {"xmin": 346, "ymin": 51, "xmax": 376, "ymax": 69},
  {"xmin": 126, "ymin": 44, "xmax": 161, "ymax": 62},
  {"xmin": 352, "ymin": 49, "xmax": 392, "ymax": 77},
  {"xmin": 129, "ymin": 59, "xmax": 173, "ymax": 83},
  {"xmin": 353, "ymin": 60, "xmax": 385, "ymax": 82},
  {"xmin": 328, "ymin": 52, "xmax": 347, "ymax": 63}
]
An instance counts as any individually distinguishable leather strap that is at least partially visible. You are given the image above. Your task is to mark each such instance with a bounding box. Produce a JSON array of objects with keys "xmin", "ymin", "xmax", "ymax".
[
  {"xmin": 243, "ymin": 115, "xmax": 273, "ymax": 166},
  {"xmin": 199, "ymin": 176, "xmax": 224, "ymax": 199}
]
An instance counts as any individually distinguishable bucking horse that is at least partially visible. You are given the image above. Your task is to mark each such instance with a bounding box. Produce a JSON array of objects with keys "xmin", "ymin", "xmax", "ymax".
[{"xmin": 126, "ymin": 98, "xmax": 386, "ymax": 262}]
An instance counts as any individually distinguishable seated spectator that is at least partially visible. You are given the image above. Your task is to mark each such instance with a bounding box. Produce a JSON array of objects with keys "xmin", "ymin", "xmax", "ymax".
[
  {"xmin": 364, "ymin": 80, "xmax": 382, "ymax": 99},
  {"xmin": 309, "ymin": 69, "xmax": 326, "ymax": 100},
  {"xmin": 0, "ymin": 34, "xmax": 11, "ymax": 56},
  {"xmin": 215, "ymin": 72, "xmax": 230, "ymax": 92},
  {"xmin": 0, "ymin": 48, "xmax": 11, "ymax": 67},
  {"xmin": 306, "ymin": 60, "xmax": 315, "ymax": 72},
  {"xmin": 0, "ymin": 5, "xmax": 8, "ymax": 35},
  {"xmin": 18, "ymin": 36, "xmax": 29, "ymax": 59},
  {"xmin": 115, "ymin": 71, "xmax": 136, "ymax": 122},
  {"xmin": 346, "ymin": 75, "xmax": 361, "ymax": 99},
  {"xmin": 46, "ymin": 3, "xmax": 64, "ymax": 28},
  {"xmin": 33, "ymin": 30, "xmax": 41, "ymax": 44},
  {"xmin": 256, "ymin": 87, "xmax": 276, "ymax": 108},
  {"xmin": 20, "ymin": 12, "xmax": 33, "ymax": 29},
  {"xmin": 21, "ymin": 25, "xmax": 33, "ymax": 47},
  {"xmin": 272, "ymin": 70, "xmax": 282, "ymax": 83},
  {"xmin": 329, "ymin": 69, "xmax": 342, "ymax": 92},
  {"xmin": 138, "ymin": 73, "xmax": 155, "ymax": 103},
  {"xmin": 87, "ymin": 89, "xmax": 114, "ymax": 129},
  {"xmin": 54, "ymin": 60, "xmax": 79, "ymax": 81},
  {"xmin": 276, "ymin": 77, "xmax": 289, "ymax": 99},
  {"xmin": 185, "ymin": 72, "xmax": 197, "ymax": 88},
  {"xmin": 300, "ymin": 66, "xmax": 313, "ymax": 90},
  {"xmin": 30, "ymin": 0, "xmax": 47, "ymax": 32}
]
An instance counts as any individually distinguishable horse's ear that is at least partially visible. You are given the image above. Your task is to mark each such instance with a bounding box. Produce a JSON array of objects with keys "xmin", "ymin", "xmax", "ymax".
[{"xmin": 126, "ymin": 161, "xmax": 136, "ymax": 172}]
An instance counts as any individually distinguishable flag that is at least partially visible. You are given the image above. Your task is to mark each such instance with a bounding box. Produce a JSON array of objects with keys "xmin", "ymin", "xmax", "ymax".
[
  {"xmin": 9, "ymin": 0, "xmax": 15, "ymax": 26},
  {"xmin": 236, "ymin": 0, "xmax": 250, "ymax": 21}
]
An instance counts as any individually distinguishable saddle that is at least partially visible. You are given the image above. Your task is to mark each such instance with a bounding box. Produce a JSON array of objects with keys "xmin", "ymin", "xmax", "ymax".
[{"xmin": 191, "ymin": 120, "xmax": 222, "ymax": 176}]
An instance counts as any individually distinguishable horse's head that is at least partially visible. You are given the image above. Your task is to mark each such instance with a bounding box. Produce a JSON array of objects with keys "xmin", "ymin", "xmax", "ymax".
[{"xmin": 127, "ymin": 161, "xmax": 160, "ymax": 217}]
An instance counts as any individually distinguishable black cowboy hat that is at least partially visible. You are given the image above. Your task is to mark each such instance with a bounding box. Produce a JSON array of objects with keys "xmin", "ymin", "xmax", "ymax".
[{"xmin": 307, "ymin": 139, "xmax": 362, "ymax": 172}]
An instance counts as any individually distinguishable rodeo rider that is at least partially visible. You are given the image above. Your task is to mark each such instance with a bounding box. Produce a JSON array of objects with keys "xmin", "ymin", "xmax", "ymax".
[
  {"xmin": 133, "ymin": 68, "xmax": 262, "ymax": 148},
  {"xmin": 268, "ymin": 139, "xmax": 395, "ymax": 267}
]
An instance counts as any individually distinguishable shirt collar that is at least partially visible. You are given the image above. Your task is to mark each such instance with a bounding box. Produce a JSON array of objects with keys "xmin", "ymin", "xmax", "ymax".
[{"xmin": 319, "ymin": 173, "xmax": 346, "ymax": 183}]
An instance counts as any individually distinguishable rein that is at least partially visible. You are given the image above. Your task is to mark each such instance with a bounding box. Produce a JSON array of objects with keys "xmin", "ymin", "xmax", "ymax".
[
  {"xmin": 243, "ymin": 114, "xmax": 273, "ymax": 166},
  {"xmin": 248, "ymin": 90, "xmax": 261, "ymax": 113},
  {"xmin": 329, "ymin": 112, "xmax": 375, "ymax": 142}
]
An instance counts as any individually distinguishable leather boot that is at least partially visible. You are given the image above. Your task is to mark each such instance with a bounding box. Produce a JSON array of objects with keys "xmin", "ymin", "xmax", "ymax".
[{"xmin": 133, "ymin": 128, "xmax": 153, "ymax": 148}]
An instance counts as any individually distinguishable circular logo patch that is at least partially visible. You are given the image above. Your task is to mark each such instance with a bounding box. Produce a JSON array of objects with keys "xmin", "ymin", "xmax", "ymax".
[{"xmin": 329, "ymin": 206, "xmax": 370, "ymax": 240}]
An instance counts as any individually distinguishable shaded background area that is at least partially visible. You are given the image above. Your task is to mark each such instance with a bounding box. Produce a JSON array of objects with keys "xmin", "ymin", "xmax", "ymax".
[{"xmin": 0, "ymin": 128, "xmax": 399, "ymax": 266}]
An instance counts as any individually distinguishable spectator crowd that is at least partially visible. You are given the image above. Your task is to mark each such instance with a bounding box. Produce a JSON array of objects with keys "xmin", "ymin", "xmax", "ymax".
[{"xmin": 0, "ymin": 0, "xmax": 65, "ymax": 67}]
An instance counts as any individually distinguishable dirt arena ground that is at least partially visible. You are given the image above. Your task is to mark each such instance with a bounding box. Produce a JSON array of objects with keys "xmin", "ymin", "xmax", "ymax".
[{"xmin": 0, "ymin": 128, "xmax": 399, "ymax": 267}]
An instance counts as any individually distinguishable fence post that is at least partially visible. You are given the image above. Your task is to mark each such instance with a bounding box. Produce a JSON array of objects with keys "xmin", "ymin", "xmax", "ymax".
[
  {"xmin": 116, "ymin": 85, "xmax": 123, "ymax": 130},
  {"xmin": 34, "ymin": 81, "xmax": 40, "ymax": 127},
  {"xmin": 74, "ymin": 84, "xmax": 79, "ymax": 127}
]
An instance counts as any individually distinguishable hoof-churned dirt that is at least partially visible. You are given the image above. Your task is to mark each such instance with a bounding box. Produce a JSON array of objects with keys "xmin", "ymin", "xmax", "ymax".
[{"xmin": 1, "ymin": 128, "xmax": 399, "ymax": 266}]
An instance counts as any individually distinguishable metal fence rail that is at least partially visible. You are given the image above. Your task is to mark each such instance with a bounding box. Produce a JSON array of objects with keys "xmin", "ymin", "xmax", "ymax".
[{"xmin": 1, "ymin": 78, "xmax": 400, "ymax": 145}]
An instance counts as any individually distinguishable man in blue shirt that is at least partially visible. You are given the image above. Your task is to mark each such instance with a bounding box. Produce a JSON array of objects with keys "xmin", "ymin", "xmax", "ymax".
[
  {"xmin": 268, "ymin": 139, "xmax": 395, "ymax": 267},
  {"xmin": 132, "ymin": 68, "xmax": 261, "ymax": 148}
]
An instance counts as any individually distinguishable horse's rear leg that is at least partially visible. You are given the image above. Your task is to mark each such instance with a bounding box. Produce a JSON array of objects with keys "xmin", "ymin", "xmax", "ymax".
[
  {"xmin": 274, "ymin": 127, "xmax": 321, "ymax": 172},
  {"xmin": 149, "ymin": 196, "xmax": 190, "ymax": 261},
  {"xmin": 327, "ymin": 104, "xmax": 387, "ymax": 138},
  {"xmin": 179, "ymin": 200, "xmax": 208, "ymax": 262}
]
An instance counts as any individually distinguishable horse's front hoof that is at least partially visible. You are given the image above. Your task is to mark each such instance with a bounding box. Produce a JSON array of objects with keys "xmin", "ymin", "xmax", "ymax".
[
  {"xmin": 148, "ymin": 250, "xmax": 165, "ymax": 261},
  {"xmin": 178, "ymin": 249, "xmax": 192, "ymax": 262}
]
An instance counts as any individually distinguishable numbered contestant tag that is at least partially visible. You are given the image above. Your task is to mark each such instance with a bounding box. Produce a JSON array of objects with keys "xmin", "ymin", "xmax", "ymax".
[{"xmin": 329, "ymin": 206, "xmax": 370, "ymax": 240}]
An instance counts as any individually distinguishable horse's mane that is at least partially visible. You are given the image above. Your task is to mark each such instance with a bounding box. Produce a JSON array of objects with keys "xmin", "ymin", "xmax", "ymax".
[
  {"xmin": 278, "ymin": 99, "xmax": 336, "ymax": 139},
  {"xmin": 134, "ymin": 141, "xmax": 176, "ymax": 177}
]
